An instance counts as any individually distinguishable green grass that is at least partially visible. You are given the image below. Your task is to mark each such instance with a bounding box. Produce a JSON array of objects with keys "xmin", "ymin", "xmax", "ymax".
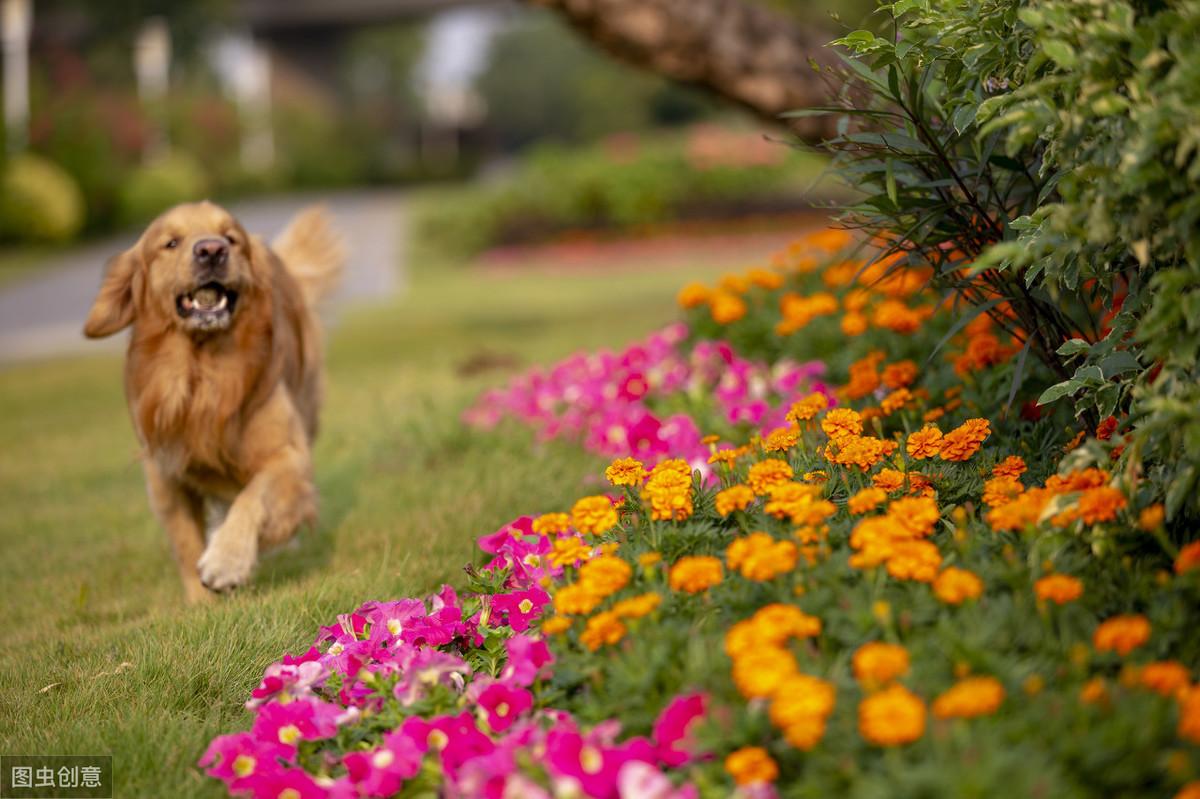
[{"xmin": 0, "ymin": 239, "xmax": 734, "ymax": 797}]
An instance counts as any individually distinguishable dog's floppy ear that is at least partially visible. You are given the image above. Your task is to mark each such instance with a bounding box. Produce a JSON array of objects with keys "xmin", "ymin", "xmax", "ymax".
[{"xmin": 84, "ymin": 248, "xmax": 141, "ymax": 338}]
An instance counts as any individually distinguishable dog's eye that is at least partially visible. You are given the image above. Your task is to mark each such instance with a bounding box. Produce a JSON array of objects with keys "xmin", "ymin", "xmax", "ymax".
[
  {"xmin": 165, "ymin": 239, "xmax": 179, "ymax": 250},
  {"xmin": 225, "ymin": 233, "xmax": 238, "ymax": 246}
]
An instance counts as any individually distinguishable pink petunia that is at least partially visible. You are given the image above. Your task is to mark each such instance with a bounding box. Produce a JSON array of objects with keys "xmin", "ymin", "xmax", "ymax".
[{"xmin": 475, "ymin": 681, "xmax": 534, "ymax": 732}]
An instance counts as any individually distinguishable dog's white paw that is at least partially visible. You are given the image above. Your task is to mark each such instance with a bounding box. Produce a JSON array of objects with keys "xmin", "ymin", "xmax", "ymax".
[{"xmin": 197, "ymin": 533, "xmax": 257, "ymax": 592}]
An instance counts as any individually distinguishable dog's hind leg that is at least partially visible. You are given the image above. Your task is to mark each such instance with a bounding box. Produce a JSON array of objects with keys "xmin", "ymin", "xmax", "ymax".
[{"xmin": 144, "ymin": 460, "xmax": 213, "ymax": 604}]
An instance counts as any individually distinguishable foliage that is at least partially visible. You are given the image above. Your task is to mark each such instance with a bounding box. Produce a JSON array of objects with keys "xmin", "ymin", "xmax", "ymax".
[
  {"xmin": 0, "ymin": 154, "xmax": 86, "ymax": 243},
  {"xmin": 811, "ymin": 0, "xmax": 1200, "ymax": 520},
  {"xmin": 117, "ymin": 152, "xmax": 210, "ymax": 227}
]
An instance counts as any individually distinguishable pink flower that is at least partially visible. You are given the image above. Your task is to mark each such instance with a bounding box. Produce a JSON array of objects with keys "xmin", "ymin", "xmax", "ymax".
[
  {"xmin": 402, "ymin": 712, "xmax": 495, "ymax": 779},
  {"xmin": 246, "ymin": 658, "xmax": 327, "ymax": 710},
  {"xmin": 476, "ymin": 682, "xmax": 534, "ymax": 732},
  {"xmin": 617, "ymin": 761, "xmax": 700, "ymax": 799},
  {"xmin": 392, "ymin": 649, "xmax": 470, "ymax": 705},
  {"xmin": 544, "ymin": 723, "xmax": 658, "ymax": 799},
  {"xmin": 490, "ymin": 587, "xmax": 550, "ymax": 633},
  {"xmin": 251, "ymin": 697, "xmax": 344, "ymax": 753},
  {"xmin": 238, "ymin": 766, "xmax": 327, "ymax": 799},
  {"xmin": 198, "ymin": 732, "xmax": 289, "ymax": 791},
  {"xmin": 502, "ymin": 634, "xmax": 554, "ymax": 686},
  {"xmin": 652, "ymin": 693, "xmax": 708, "ymax": 767},
  {"xmin": 342, "ymin": 728, "xmax": 426, "ymax": 797}
]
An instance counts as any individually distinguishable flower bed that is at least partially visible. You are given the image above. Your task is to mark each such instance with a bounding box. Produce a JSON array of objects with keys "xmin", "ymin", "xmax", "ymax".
[{"xmin": 203, "ymin": 232, "xmax": 1200, "ymax": 799}]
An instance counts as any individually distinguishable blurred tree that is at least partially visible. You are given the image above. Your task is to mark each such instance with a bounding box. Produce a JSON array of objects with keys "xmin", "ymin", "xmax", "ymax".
[
  {"xmin": 522, "ymin": 0, "xmax": 849, "ymax": 138},
  {"xmin": 477, "ymin": 15, "xmax": 719, "ymax": 150}
]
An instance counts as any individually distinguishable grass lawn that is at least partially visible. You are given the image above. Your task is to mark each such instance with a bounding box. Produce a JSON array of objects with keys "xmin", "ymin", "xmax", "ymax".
[{"xmin": 0, "ymin": 235, "xmax": 737, "ymax": 797}]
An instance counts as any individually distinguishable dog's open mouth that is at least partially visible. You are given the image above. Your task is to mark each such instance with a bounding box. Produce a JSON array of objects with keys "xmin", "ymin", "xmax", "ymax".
[{"xmin": 176, "ymin": 282, "xmax": 238, "ymax": 331}]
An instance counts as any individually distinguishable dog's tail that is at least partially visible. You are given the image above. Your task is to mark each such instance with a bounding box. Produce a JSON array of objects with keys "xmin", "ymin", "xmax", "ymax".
[{"xmin": 272, "ymin": 206, "xmax": 345, "ymax": 306}]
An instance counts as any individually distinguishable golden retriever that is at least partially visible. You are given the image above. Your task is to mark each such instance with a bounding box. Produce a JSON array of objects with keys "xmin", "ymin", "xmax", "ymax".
[{"xmin": 84, "ymin": 201, "xmax": 344, "ymax": 602}]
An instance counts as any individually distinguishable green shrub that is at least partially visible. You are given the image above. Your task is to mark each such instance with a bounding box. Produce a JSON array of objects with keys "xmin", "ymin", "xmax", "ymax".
[
  {"xmin": 116, "ymin": 152, "xmax": 209, "ymax": 226},
  {"xmin": 0, "ymin": 154, "xmax": 86, "ymax": 243}
]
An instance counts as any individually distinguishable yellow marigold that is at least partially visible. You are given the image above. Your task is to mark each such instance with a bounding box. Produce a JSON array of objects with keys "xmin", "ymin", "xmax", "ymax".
[
  {"xmin": 886, "ymin": 496, "xmax": 940, "ymax": 538},
  {"xmin": 802, "ymin": 469, "xmax": 828, "ymax": 484},
  {"xmin": 932, "ymin": 676, "xmax": 1005, "ymax": 719},
  {"xmin": 677, "ymin": 282, "xmax": 710, "ymax": 309},
  {"xmin": 853, "ymin": 642, "xmax": 910, "ymax": 688},
  {"xmin": 886, "ymin": 539, "xmax": 942, "ymax": 583},
  {"xmin": 747, "ymin": 458, "xmax": 794, "ymax": 495},
  {"xmin": 1076, "ymin": 486, "xmax": 1127, "ymax": 524},
  {"xmin": 933, "ymin": 567, "xmax": 983, "ymax": 605},
  {"xmin": 709, "ymin": 290, "xmax": 747, "ymax": 324},
  {"xmin": 825, "ymin": 434, "xmax": 898, "ymax": 472},
  {"xmin": 571, "ymin": 495, "xmax": 618, "ymax": 535},
  {"xmin": 1139, "ymin": 661, "xmax": 1191, "ymax": 698},
  {"xmin": 714, "ymin": 484, "xmax": 756, "ymax": 517},
  {"xmin": 764, "ymin": 482, "xmax": 832, "ymax": 525},
  {"xmin": 637, "ymin": 551, "xmax": 662, "ymax": 569},
  {"xmin": 540, "ymin": 615, "xmax": 572, "ymax": 635},
  {"xmin": 859, "ymin": 684, "xmax": 927, "ymax": 746},
  {"xmin": 611, "ymin": 592, "xmax": 662, "ymax": 619},
  {"xmin": 724, "ymin": 746, "xmax": 778, "ymax": 786},
  {"xmin": 1034, "ymin": 574, "xmax": 1083, "ymax": 604},
  {"xmin": 881, "ymin": 388, "xmax": 914, "ymax": 415},
  {"xmin": 982, "ymin": 476, "xmax": 1024, "ymax": 508},
  {"xmin": 747, "ymin": 267, "xmax": 784, "ymax": 289},
  {"xmin": 1138, "ymin": 503, "xmax": 1165, "ymax": 531},
  {"xmin": 906, "ymin": 424, "xmax": 944, "ymax": 460},
  {"xmin": 708, "ymin": 447, "xmax": 741, "ymax": 466},
  {"xmin": 841, "ymin": 311, "xmax": 869, "ymax": 336},
  {"xmin": 668, "ymin": 556, "xmax": 723, "ymax": 593},
  {"xmin": 532, "ymin": 512, "xmax": 571, "ymax": 536},
  {"xmin": 992, "ymin": 455, "xmax": 1027, "ymax": 479},
  {"xmin": 580, "ymin": 610, "xmax": 627, "ymax": 651},
  {"xmin": 873, "ymin": 468, "xmax": 906, "ymax": 493},
  {"xmin": 1177, "ymin": 542, "xmax": 1200, "ymax": 575},
  {"xmin": 848, "ymin": 487, "xmax": 888, "ymax": 515},
  {"xmin": 787, "ymin": 392, "xmax": 829, "ymax": 423},
  {"xmin": 782, "ymin": 715, "xmax": 827, "ymax": 750},
  {"xmin": 604, "ymin": 457, "xmax": 647, "ymax": 486},
  {"xmin": 726, "ymin": 532, "xmax": 799, "ymax": 581},
  {"xmin": 881, "ymin": 360, "xmax": 919, "ymax": 389},
  {"xmin": 724, "ymin": 620, "xmax": 762, "ymax": 659},
  {"xmin": 939, "ymin": 419, "xmax": 991, "ymax": 462},
  {"xmin": 752, "ymin": 603, "xmax": 822, "ymax": 643},
  {"xmin": 553, "ymin": 583, "xmax": 601, "ymax": 616},
  {"xmin": 1094, "ymin": 614, "xmax": 1151, "ymax": 656},
  {"xmin": 770, "ymin": 675, "xmax": 836, "ymax": 747},
  {"xmin": 1178, "ymin": 687, "xmax": 1200, "ymax": 743},
  {"xmin": 577, "ymin": 555, "xmax": 632, "ymax": 598},
  {"xmin": 821, "ymin": 408, "xmax": 864, "ymax": 440},
  {"xmin": 641, "ymin": 464, "xmax": 694, "ymax": 522},
  {"xmin": 732, "ymin": 646, "xmax": 798, "ymax": 699},
  {"xmin": 549, "ymin": 537, "xmax": 592, "ymax": 568},
  {"xmin": 763, "ymin": 425, "xmax": 800, "ymax": 452}
]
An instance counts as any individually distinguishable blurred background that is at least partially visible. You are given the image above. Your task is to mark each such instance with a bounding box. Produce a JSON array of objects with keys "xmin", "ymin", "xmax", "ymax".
[{"xmin": 0, "ymin": 0, "xmax": 868, "ymax": 361}]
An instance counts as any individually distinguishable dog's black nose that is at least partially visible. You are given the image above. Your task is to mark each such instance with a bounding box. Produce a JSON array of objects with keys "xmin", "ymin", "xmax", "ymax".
[{"xmin": 193, "ymin": 238, "xmax": 228, "ymax": 267}]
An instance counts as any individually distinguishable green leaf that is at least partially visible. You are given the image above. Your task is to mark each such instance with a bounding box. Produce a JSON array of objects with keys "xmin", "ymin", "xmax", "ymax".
[
  {"xmin": 1037, "ymin": 380, "xmax": 1079, "ymax": 406},
  {"xmin": 1042, "ymin": 39, "xmax": 1078, "ymax": 68},
  {"xmin": 1056, "ymin": 339, "xmax": 1091, "ymax": 357},
  {"xmin": 1099, "ymin": 350, "xmax": 1141, "ymax": 378}
]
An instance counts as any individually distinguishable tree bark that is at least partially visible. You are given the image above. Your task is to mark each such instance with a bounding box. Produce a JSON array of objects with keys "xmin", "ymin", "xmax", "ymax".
[{"xmin": 527, "ymin": 0, "xmax": 839, "ymax": 140}]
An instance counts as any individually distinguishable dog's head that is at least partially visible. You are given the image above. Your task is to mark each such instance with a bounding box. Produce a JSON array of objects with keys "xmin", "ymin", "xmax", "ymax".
[{"xmin": 84, "ymin": 201, "xmax": 269, "ymax": 339}]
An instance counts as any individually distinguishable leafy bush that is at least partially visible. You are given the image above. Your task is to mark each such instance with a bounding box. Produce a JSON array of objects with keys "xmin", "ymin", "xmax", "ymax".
[
  {"xmin": 116, "ymin": 152, "xmax": 210, "ymax": 226},
  {"xmin": 811, "ymin": 0, "xmax": 1200, "ymax": 521},
  {"xmin": 0, "ymin": 154, "xmax": 86, "ymax": 243}
]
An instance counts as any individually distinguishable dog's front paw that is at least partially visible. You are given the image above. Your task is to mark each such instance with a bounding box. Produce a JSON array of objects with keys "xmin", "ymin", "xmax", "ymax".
[{"xmin": 197, "ymin": 533, "xmax": 257, "ymax": 592}]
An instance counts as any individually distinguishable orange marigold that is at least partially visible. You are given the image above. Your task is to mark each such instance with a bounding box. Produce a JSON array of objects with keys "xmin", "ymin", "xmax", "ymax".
[
  {"xmin": 604, "ymin": 457, "xmax": 646, "ymax": 486},
  {"xmin": 580, "ymin": 610, "xmax": 627, "ymax": 651},
  {"xmin": 933, "ymin": 567, "xmax": 983, "ymax": 605},
  {"xmin": 553, "ymin": 583, "xmax": 602, "ymax": 616},
  {"xmin": 726, "ymin": 532, "xmax": 799, "ymax": 581},
  {"xmin": 992, "ymin": 455, "xmax": 1027, "ymax": 479},
  {"xmin": 677, "ymin": 282, "xmax": 710, "ymax": 309},
  {"xmin": 982, "ymin": 476, "xmax": 1024, "ymax": 508},
  {"xmin": 821, "ymin": 407, "xmax": 864, "ymax": 440},
  {"xmin": 715, "ymin": 484, "xmax": 756, "ymax": 517},
  {"xmin": 752, "ymin": 603, "xmax": 822, "ymax": 643},
  {"xmin": 641, "ymin": 462, "xmax": 694, "ymax": 522},
  {"xmin": 709, "ymin": 290, "xmax": 747, "ymax": 324},
  {"xmin": 886, "ymin": 539, "xmax": 943, "ymax": 583},
  {"xmin": 1139, "ymin": 661, "xmax": 1191, "ymax": 698},
  {"xmin": 882, "ymin": 360, "xmax": 919, "ymax": 389},
  {"xmin": 1034, "ymin": 574, "xmax": 1083, "ymax": 604},
  {"xmin": 1176, "ymin": 541, "xmax": 1200, "ymax": 575},
  {"xmin": 1076, "ymin": 486, "xmax": 1127, "ymax": 524},
  {"xmin": 848, "ymin": 487, "xmax": 888, "ymax": 515},
  {"xmin": 577, "ymin": 555, "xmax": 632, "ymax": 598},
  {"xmin": 724, "ymin": 746, "xmax": 778, "ymax": 786},
  {"xmin": 1094, "ymin": 614, "xmax": 1151, "ymax": 656},
  {"xmin": 747, "ymin": 459, "xmax": 794, "ymax": 495},
  {"xmin": 873, "ymin": 468, "xmax": 907, "ymax": 493},
  {"xmin": 853, "ymin": 642, "xmax": 910, "ymax": 687},
  {"xmin": 540, "ymin": 615, "xmax": 572, "ymax": 635},
  {"xmin": 886, "ymin": 496, "xmax": 940, "ymax": 538},
  {"xmin": 881, "ymin": 388, "xmax": 914, "ymax": 415},
  {"xmin": 1138, "ymin": 503, "xmax": 1165, "ymax": 532},
  {"xmin": 532, "ymin": 512, "xmax": 571, "ymax": 536},
  {"xmin": 932, "ymin": 676, "xmax": 1005, "ymax": 719},
  {"xmin": 787, "ymin": 392, "xmax": 829, "ymax": 423},
  {"xmin": 732, "ymin": 647, "xmax": 798, "ymax": 699},
  {"xmin": 570, "ymin": 495, "xmax": 618, "ymax": 535},
  {"xmin": 1178, "ymin": 686, "xmax": 1200, "ymax": 743},
  {"xmin": 906, "ymin": 424, "xmax": 944, "ymax": 460},
  {"xmin": 859, "ymin": 684, "xmax": 926, "ymax": 746},
  {"xmin": 668, "ymin": 556, "xmax": 723, "ymax": 593},
  {"xmin": 939, "ymin": 419, "xmax": 991, "ymax": 462},
  {"xmin": 763, "ymin": 425, "xmax": 800, "ymax": 452}
]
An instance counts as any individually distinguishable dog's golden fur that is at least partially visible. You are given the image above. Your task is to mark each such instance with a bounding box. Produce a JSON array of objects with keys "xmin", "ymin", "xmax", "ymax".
[{"xmin": 84, "ymin": 201, "xmax": 343, "ymax": 602}]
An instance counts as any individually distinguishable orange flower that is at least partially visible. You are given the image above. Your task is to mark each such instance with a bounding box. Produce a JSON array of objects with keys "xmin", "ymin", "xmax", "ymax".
[
  {"xmin": 732, "ymin": 647, "xmax": 798, "ymax": 699},
  {"xmin": 848, "ymin": 487, "xmax": 888, "ymax": 515},
  {"xmin": 763, "ymin": 425, "xmax": 800, "ymax": 452},
  {"xmin": 1178, "ymin": 687, "xmax": 1200, "ymax": 743},
  {"xmin": 751, "ymin": 603, "xmax": 822, "ymax": 643},
  {"xmin": 570, "ymin": 495, "xmax": 618, "ymax": 535},
  {"xmin": 726, "ymin": 532, "xmax": 799, "ymax": 581},
  {"xmin": 715, "ymin": 484, "xmax": 756, "ymax": 517},
  {"xmin": 532, "ymin": 513, "xmax": 571, "ymax": 536},
  {"xmin": 873, "ymin": 468, "xmax": 906, "ymax": 493},
  {"xmin": 604, "ymin": 457, "xmax": 646, "ymax": 486},
  {"xmin": 1138, "ymin": 503, "xmax": 1165, "ymax": 531},
  {"xmin": 580, "ymin": 610, "xmax": 626, "ymax": 651},
  {"xmin": 787, "ymin": 392, "xmax": 829, "ymax": 422},
  {"xmin": 992, "ymin": 455, "xmax": 1027, "ymax": 479},
  {"xmin": 677, "ymin": 282, "xmax": 710, "ymax": 309},
  {"xmin": 577, "ymin": 555, "xmax": 632, "ymax": 598},
  {"xmin": 821, "ymin": 408, "xmax": 864, "ymax": 440},
  {"xmin": 668, "ymin": 556, "xmax": 723, "ymax": 593},
  {"xmin": 932, "ymin": 676, "xmax": 1005, "ymax": 719},
  {"xmin": 881, "ymin": 388, "xmax": 914, "ymax": 415},
  {"xmin": 982, "ymin": 476, "xmax": 1024, "ymax": 508},
  {"xmin": 724, "ymin": 746, "xmax": 778, "ymax": 786},
  {"xmin": 825, "ymin": 434, "xmax": 898, "ymax": 472},
  {"xmin": 853, "ymin": 642, "xmax": 910, "ymax": 687},
  {"xmin": 859, "ymin": 684, "xmax": 926, "ymax": 746},
  {"xmin": 1076, "ymin": 486, "xmax": 1127, "ymax": 524},
  {"xmin": 841, "ymin": 311, "xmax": 869, "ymax": 336},
  {"xmin": 881, "ymin": 360, "xmax": 918, "ymax": 389},
  {"xmin": 1034, "ymin": 574, "xmax": 1083, "ymax": 604},
  {"xmin": 747, "ymin": 459, "xmax": 794, "ymax": 495},
  {"xmin": 641, "ymin": 461, "xmax": 694, "ymax": 522},
  {"xmin": 709, "ymin": 291, "xmax": 746, "ymax": 324},
  {"xmin": 939, "ymin": 419, "xmax": 991, "ymax": 461},
  {"xmin": 1093, "ymin": 614, "xmax": 1151, "ymax": 656},
  {"xmin": 887, "ymin": 496, "xmax": 941, "ymax": 538},
  {"xmin": 1138, "ymin": 661, "xmax": 1191, "ymax": 698},
  {"xmin": 553, "ymin": 583, "xmax": 602, "ymax": 616},
  {"xmin": 886, "ymin": 540, "xmax": 942, "ymax": 583},
  {"xmin": 540, "ymin": 615, "xmax": 572, "ymax": 635},
  {"xmin": 933, "ymin": 567, "xmax": 983, "ymax": 605},
  {"xmin": 1176, "ymin": 541, "xmax": 1200, "ymax": 574},
  {"xmin": 1176, "ymin": 782, "xmax": 1200, "ymax": 799},
  {"xmin": 1096, "ymin": 415, "xmax": 1119, "ymax": 440},
  {"xmin": 1079, "ymin": 677, "xmax": 1109, "ymax": 706},
  {"xmin": 906, "ymin": 425, "xmax": 943, "ymax": 460},
  {"xmin": 845, "ymin": 352, "xmax": 885, "ymax": 399}
]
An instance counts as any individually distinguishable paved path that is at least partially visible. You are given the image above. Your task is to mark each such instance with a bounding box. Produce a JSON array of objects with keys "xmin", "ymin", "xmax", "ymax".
[{"xmin": 0, "ymin": 188, "xmax": 408, "ymax": 365}]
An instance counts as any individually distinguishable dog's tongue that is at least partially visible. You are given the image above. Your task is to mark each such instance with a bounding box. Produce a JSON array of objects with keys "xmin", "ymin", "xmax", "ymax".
[{"xmin": 192, "ymin": 287, "xmax": 220, "ymax": 309}]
